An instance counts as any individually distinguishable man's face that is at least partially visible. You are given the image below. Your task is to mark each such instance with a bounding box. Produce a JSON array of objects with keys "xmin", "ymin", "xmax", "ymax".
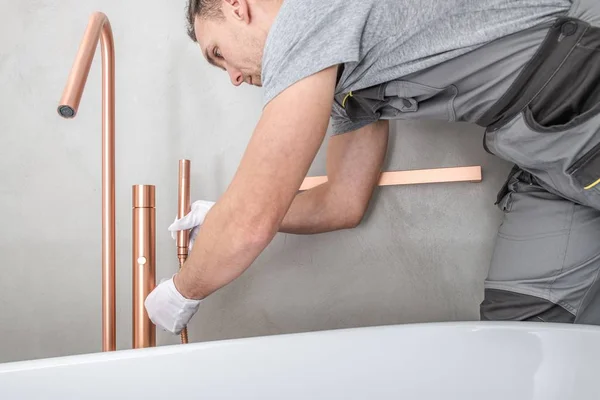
[{"xmin": 195, "ymin": 5, "xmax": 266, "ymax": 87}]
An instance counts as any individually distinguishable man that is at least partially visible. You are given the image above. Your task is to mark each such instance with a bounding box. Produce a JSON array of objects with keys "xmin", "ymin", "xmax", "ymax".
[{"xmin": 145, "ymin": 0, "xmax": 600, "ymax": 335}]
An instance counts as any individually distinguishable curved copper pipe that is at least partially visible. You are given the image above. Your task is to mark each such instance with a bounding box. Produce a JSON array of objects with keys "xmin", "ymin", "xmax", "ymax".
[
  {"xmin": 177, "ymin": 160, "xmax": 191, "ymax": 344},
  {"xmin": 57, "ymin": 12, "xmax": 116, "ymax": 352}
]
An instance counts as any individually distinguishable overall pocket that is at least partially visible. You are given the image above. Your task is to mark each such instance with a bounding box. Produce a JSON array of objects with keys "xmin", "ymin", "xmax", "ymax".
[
  {"xmin": 340, "ymin": 80, "xmax": 457, "ymax": 123},
  {"xmin": 384, "ymin": 80, "xmax": 458, "ymax": 121},
  {"xmin": 338, "ymin": 83, "xmax": 389, "ymax": 123},
  {"xmin": 524, "ymin": 24, "xmax": 600, "ymax": 133}
]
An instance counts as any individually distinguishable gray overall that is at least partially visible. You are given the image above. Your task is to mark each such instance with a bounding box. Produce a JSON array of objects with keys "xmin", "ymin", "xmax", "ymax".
[{"xmin": 333, "ymin": 0, "xmax": 600, "ymax": 324}]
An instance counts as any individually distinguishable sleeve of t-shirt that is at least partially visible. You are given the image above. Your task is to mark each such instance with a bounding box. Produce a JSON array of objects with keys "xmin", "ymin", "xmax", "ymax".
[{"xmin": 261, "ymin": 0, "xmax": 364, "ymax": 108}]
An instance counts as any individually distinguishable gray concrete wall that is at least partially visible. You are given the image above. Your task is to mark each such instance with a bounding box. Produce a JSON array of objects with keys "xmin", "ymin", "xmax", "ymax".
[{"xmin": 0, "ymin": 0, "xmax": 512, "ymax": 363}]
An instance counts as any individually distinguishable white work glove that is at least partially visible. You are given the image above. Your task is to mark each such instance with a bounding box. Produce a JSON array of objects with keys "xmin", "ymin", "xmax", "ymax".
[
  {"xmin": 144, "ymin": 275, "xmax": 202, "ymax": 335},
  {"xmin": 168, "ymin": 200, "xmax": 215, "ymax": 250},
  {"xmin": 146, "ymin": 200, "xmax": 214, "ymax": 334}
]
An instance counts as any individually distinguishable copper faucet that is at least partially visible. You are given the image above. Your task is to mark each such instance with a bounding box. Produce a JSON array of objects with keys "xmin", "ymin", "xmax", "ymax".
[
  {"xmin": 57, "ymin": 12, "xmax": 190, "ymax": 352},
  {"xmin": 57, "ymin": 12, "xmax": 116, "ymax": 352}
]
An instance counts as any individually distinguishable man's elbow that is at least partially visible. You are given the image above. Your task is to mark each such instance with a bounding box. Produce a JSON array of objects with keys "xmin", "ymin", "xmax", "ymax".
[
  {"xmin": 238, "ymin": 211, "xmax": 280, "ymax": 249},
  {"xmin": 327, "ymin": 188, "xmax": 371, "ymax": 230},
  {"xmin": 338, "ymin": 204, "xmax": 367, "ymax": 230}
]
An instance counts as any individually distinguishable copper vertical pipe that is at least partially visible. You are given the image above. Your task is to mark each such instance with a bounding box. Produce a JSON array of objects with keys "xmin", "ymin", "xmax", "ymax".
[
  {"xmin": 132, "ymin": 185, "xmax": 156, "ymax": 349},
  {"xmin": 177, "ymin": 160, "xmax": 191, "ymax": 344},
  {"xmin": 177, "ymin": 160, "xmax": 191, "ymax": 265},
  {"xmin": 57, "ymin": 12, "xmax": 116, "ymax": 352}
]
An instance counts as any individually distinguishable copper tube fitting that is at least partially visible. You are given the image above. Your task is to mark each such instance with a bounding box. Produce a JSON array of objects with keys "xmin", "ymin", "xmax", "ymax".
[
  {"xmin": 177, "ymin": 160, "xmax": 191, "ymax": 344},
  {"xmin": 132, "ymin": 185, "xmax": 156, "ymax": 349},
  {"xmin": 57, "ymin": 12, "xmax": 116, "ymax": 352}
]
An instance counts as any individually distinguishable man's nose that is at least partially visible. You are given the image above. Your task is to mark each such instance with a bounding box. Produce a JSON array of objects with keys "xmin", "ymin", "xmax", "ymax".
[{"xmin": 227, "ymin": 67, "xmax": 243, "ymax": 87}]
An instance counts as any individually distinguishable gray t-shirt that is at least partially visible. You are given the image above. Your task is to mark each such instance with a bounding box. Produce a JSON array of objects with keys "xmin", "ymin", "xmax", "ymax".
[{"xmin": 261, "ymin": 0, "xmax": 572, "ymax": 134}]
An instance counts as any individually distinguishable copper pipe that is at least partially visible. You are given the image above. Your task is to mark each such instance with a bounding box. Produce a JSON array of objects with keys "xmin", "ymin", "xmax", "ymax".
[
  {"xmin": 57, "ymin": 12, "xmax": 116, "ymax": 352},
  {"xmin": 177, "ymin": 160, "xmax": 191, "ymax": 344},
  {"xmin": 132, "ymin": 185, "xmax": 156, "ymax": 349}
]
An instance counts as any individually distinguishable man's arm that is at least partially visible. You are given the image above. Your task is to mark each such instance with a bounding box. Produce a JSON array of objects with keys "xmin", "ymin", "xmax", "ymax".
[
  {"xmin": 280, "ymin": 120, "xmax": 389, "ymax": 234},
  {"xmin": 174, "ymin": 66, "xmax": 339, "ymax": 300}
]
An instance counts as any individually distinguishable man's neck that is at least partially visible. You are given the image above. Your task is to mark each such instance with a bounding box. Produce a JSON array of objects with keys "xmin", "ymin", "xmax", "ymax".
[{"xmin": 250, "ymin": 0, "xmax": 284, "ymax": 35}]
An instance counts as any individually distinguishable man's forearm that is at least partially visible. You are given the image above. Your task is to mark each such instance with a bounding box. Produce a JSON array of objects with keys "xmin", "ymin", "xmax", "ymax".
[
  {"xmin": 174, "ymin": 192, "xmax": 276, "ymax": 300},
  {"xmin": 279, "ymin": 182, "xmax": 358, "ymax": 234}
]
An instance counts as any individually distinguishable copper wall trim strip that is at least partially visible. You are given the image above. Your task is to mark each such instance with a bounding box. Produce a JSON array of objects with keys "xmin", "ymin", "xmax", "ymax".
[{"xmin": 299, "ymin": 166, "xmax": 482, "ymax": 191}]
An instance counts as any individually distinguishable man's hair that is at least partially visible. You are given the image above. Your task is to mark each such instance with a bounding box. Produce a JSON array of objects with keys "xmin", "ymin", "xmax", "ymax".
[{"xmin": 186, "ymin": 0, "xmax": 225, "ymax": 42}]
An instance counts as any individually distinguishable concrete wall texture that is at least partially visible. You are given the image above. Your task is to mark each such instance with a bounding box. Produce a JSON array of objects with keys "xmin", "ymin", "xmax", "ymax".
[{"xmin": 0, "ymin": 0, "xmax": 513, "ymax": 363}]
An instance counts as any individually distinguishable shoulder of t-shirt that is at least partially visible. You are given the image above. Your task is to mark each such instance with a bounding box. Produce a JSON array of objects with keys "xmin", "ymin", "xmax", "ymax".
[{"xmin": 261, "ymin": 0, "xmax": 371, "ymax": 108}]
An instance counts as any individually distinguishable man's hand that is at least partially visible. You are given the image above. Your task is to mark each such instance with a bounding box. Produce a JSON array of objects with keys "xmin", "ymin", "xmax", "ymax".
[
  {"xmin": 168, "ymin": 200, "xmax": 215, "ymax": 251},
  {"xmin": 145, "ymin": 65, "xmax": 339, "ymax": 332},
  {"xmin": 144, "ymin": 276, "xmax": 202, "ymax": 335}
]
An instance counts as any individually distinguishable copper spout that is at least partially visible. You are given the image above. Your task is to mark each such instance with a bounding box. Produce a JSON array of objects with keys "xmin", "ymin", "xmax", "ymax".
[
  {"xmin": 57, "ymin": 12, "xmax": 116, "ymax": 352},
  {"xmin": 177, "ymin": 160, "xmax": 191, "ymax": 344},
  {"xmin": 132, "ymin": 185, "xmax": 156, "ymax": 349}
]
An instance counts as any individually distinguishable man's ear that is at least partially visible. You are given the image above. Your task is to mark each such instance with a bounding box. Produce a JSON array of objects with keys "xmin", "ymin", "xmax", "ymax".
[{"xmin": 222, "ymin": 0, "xmax": 250, "ymax": 23}]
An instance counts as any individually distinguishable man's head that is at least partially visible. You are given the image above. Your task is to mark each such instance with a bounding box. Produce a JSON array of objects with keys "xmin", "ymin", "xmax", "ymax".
[{"xmin": 186, "ymin": 0, "xmax": 280, "ymax": 87}]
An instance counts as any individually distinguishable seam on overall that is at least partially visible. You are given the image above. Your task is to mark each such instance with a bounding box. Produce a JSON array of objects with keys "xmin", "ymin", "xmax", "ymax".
[
  {"xmin": 554, "ymin": 299, "xmax": 577, "ymax": 314},
  {"xmin": 548, "ymin": 201, "xmax": 576, "ymax": 299},
  {"xmin": 576, "ymin": 44, "xmax": 600, "ymax": 51},
  {"xmin": 492, "ymin": 124, "xmax": 499, "ymax": 154},
  {"xmin": 348, "ymin": 115, "xmax": 379, "ymax": 121},
  {"xmin": 554, "ymin": 297, "xmax": 581, "ymax": 315},
  {"xmin": 377, "ymin": 84, "xmax": 385, "ymax": 99},
  {"xmin": 544, "ymin": 170, "xmax": 561, "ymax": 194},
  {"xmin": 447, "ymin": 85, "xmax": 458, "ymax": 122},
  {"xmin": 574, "ymin": 255, "xmax": 600, "ymax": 317},
  {"xmin": 497, "ymin": 229, "xmax": 571, "ymax": 241},
  {"xmin": 546, "ymin": 251, "xmax": 600, "ymax": 313}
]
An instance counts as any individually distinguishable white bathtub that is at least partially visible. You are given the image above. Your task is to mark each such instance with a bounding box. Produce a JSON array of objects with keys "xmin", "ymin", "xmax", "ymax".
[{"xmin": 0, "ymin": 322, "xmax": 598, "ymax": 399}]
